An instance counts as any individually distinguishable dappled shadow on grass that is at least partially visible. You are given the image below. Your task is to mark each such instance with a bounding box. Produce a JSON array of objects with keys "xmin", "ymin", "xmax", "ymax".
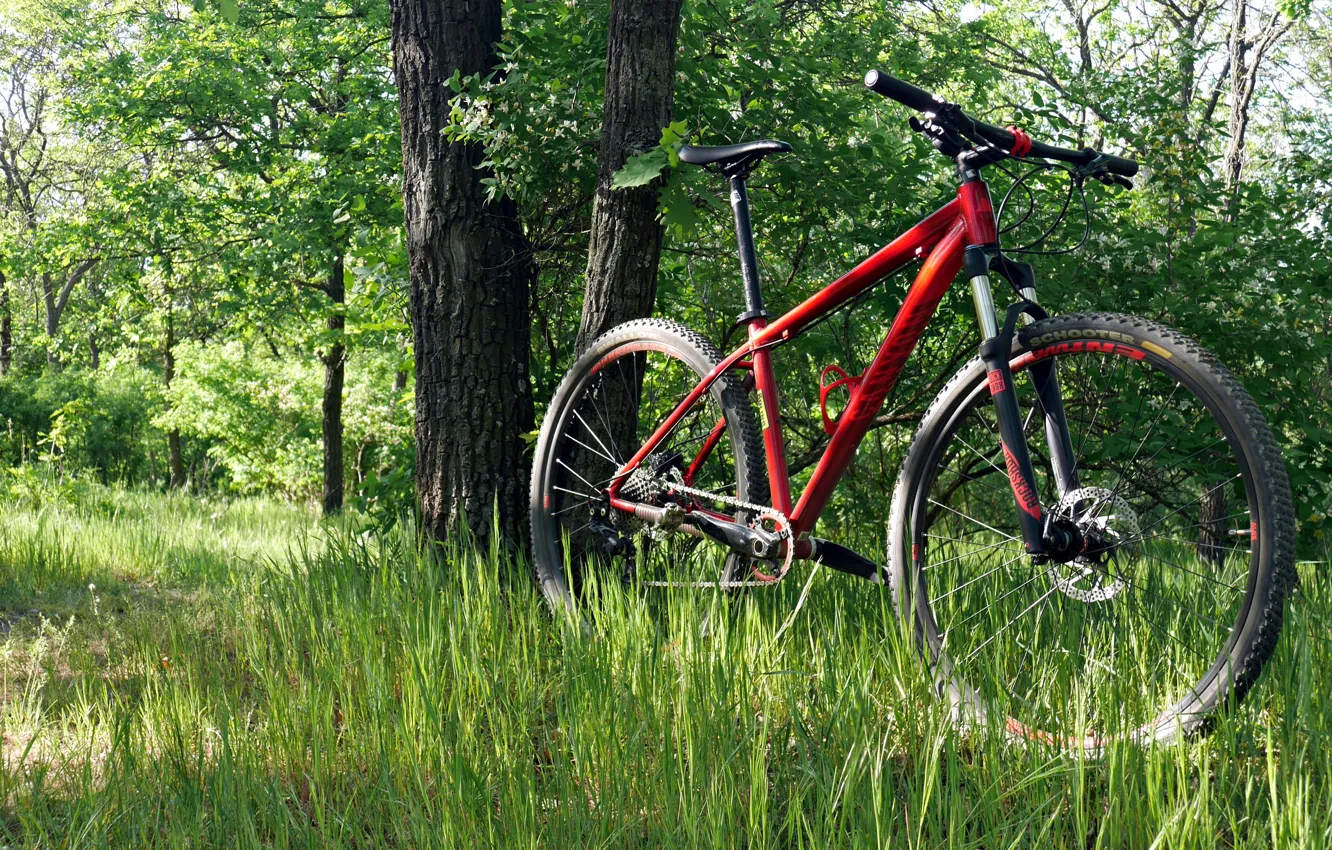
[
  {"xmin": 0, "ymin": 486, "xmax": 316, "ymax": 621},
  {"xmin": 0, "ymin": 486, "xmax": 320, "ymax": 783},
  {"xmin": 0, "ymin": 491, "xmax": 1329, "ymax": 847}
]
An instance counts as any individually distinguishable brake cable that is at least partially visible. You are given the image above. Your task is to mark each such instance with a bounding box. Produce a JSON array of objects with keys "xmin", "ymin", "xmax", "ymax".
[{"xmin": 997, "ymin": 161, "xmax": 1093, "ymax": 256}]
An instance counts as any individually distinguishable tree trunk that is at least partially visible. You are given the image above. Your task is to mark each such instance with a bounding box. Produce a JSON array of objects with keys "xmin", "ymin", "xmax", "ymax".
[
  {"xmin": 391, "ymin": 0, "xmax": 536, "ymax": 548},
  {"xmin": 322, "ymin": 252, "xmax": 347, "ymax": 516},
  {"xmin": 38, "ymin": 260, "xmax": 96, "ymax": 370},
  {"xmin": 1197, "ymin": 482, "xmax": 1226, "ymax": 566},
  {"xmin": 164, "ymin": 308, "xmax": 186, "ymax": 489},
  {"xmin": 1222, "ymin": 1, "xmax": 1291, "ymax": 214},
  {"xmin": 0, "ymin": 270, "xmax": 11, "ymax": 376},
  {"xmin": 42, "ymin": 272, "xmax": 58, "ymax": 369},
  {"xmin": 356, "ymin": 439, "xmax": 371, "ymax": 485},
  {"xmin": 573, "ymin": 0, "xmax": 685, "ymax": 356},
  {"xmin": 1222, "ymin": 0, "xmax": 1250, "ymax": 198}
]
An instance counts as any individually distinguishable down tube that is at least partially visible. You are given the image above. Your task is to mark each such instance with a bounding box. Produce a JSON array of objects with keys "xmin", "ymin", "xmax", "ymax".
[{"xmin": 790, "ymin": 218, "xmax": 969, "ymax": 536}]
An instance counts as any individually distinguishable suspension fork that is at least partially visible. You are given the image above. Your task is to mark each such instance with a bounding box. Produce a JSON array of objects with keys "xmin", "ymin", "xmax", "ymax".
[
  {"xmin": 990, "ymin": 255, "xmax": 1082, "ymax": 499},
  {"xmin": 966, "ymin": 246, "xmax": 1053, "ymax": 555}
]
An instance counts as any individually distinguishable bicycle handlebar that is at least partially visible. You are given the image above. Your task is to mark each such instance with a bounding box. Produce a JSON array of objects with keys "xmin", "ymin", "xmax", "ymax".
[{"xmin": 863, "ymin": 70, "xmax": 1138, "ymax": 178}]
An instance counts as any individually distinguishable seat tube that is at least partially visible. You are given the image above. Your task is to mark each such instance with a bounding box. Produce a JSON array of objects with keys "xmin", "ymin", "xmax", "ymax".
[
  {"xmin": 728, "ymin": 171, "xmax": 792, "ymax": 513},
  {"xmin": 749, "ymin": 322, "xmax": 793, "ymax": 515},
  {"xmin": 960, "ymin": 170, "xmax": 1047, "ymax": 555}
]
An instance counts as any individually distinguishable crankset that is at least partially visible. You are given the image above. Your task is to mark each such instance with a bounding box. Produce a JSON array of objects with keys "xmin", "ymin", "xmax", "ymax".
[{"xmin": 612, "ymin": 475, "xmax": 888, "ymax": 588}]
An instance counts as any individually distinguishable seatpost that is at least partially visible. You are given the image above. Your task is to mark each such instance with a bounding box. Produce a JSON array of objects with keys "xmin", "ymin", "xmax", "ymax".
[{"xmin": 728, "ymin": 173, "xmax": 767, "ymax": 324}]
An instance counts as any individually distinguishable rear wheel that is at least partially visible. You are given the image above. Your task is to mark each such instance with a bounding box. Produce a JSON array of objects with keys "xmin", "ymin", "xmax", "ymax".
[
  {"xmin": 529, "ymin": 319, "xmax": 766, "ymax": 612},
  {"xmin": 888, "ymin": 313, "xmax": 1296, "ymax": 749}
]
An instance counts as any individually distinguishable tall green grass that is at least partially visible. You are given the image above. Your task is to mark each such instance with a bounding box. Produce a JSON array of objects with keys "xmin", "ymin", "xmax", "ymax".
[{"xmin": 0, "ymin": 485, "xmax": 1328, "ymax": 847}]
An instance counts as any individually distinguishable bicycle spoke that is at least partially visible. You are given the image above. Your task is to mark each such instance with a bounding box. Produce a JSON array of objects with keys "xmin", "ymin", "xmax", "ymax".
[
  {"xmin": 928, "ymin": 498, "xmax": 1021, "ymax": 541},
  {"xmin": 556, "ymin": 457, "xmax": 603, "ymax": 495},
  {"xmin": 960, "ymin": 578, "xmax": 1062, "ymax": 666},
  {"xmin": 930, "ymin": 551, "xmax": 1027, "ymax": 603},
  {"xmin": 923, "ymin": 536, "xmax": 1018, "ymax": 569},
  {"xmin": 573, "ymin": 410, "xmax": 622, "ymax": 468}
]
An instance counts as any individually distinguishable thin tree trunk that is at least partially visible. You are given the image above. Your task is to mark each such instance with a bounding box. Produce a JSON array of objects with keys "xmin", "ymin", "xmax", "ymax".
[
  {"xmin": 356, "ymin": 439, "xmax": 371, "ymax": 485},
  {"xmin": 164, "ymin": 306, "xmax": 185, "ymax": 489},
  {"xmin": 0, "ymin": 270, "xmax": 11, "ymax": 376},
  {"xmin": 42, "ymin": 272, "xmax": 58, "ymax": 369},
  {"xmin": 1222, "ymin": 1, "xmax": 1292, "ymax": 215},
  {"xmin": 1198, "ymin": 483, "xmax": 1226, "ymax": 566},
  {"xmin": 38, "ymin": 260, "xmax": 96, "ymax": 370},
  {"xmin": 391, "ymin": 0, "xmax": 535, "ymax": 548},
  {"xmin": 322, "ymin": 252, "xmax": 346, "ymax": 516},
  {"xmin": 574, "ymin": 0, "xmax": 685, "ymax": 356},
  {"xmin": 1223, "ymin": 0, "xmax": 1250, "ymax": 198}
]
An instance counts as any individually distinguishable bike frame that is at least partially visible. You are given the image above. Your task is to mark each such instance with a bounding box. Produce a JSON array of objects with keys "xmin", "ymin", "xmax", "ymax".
[{"xmin": 607, "ymin": 170, "xmax": 1056, "ymax": 558}]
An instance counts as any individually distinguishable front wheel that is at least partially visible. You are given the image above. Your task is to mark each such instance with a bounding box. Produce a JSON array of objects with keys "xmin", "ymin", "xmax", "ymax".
[{"xmin": 888, "ymin": 313, "xmax": 1296, "ymax": 749}]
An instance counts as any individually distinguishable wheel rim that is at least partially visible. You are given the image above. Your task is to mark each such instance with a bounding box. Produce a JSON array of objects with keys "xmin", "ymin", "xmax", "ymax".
[{"xmin": 906, "ymin": 340, "xmax": 1263, "ymax": 747}]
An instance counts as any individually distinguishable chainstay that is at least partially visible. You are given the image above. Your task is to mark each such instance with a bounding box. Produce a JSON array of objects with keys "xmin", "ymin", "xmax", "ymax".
[{"xmin": 638, "ymin": 478, "xmax": 793, "ymax": 589}]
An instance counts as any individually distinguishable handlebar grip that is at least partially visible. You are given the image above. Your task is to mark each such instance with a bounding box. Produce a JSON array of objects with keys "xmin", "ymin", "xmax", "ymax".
[
  {"xmin": 1100, "ymin": 152, "xmax": 1139, "ymax": 178},
  {"xmin": 863, "ymin": 70, "xmax": 940, "ymax": 113}
]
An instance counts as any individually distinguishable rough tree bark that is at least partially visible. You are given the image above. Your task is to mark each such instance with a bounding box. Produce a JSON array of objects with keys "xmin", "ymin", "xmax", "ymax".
[
  {"xmin": 573, "ymin": 0, "xmax": 685, "ymax": 356},
  {"xmin": 391, "ymin": 0, "xmax": 535, "ymax": 547},
  {"xmin": 1198, "ymin": 482, "xmax": 1227, "ymax": 566},
  {"xmin": 321, "ymin": 252, "xmax": 347, "ymax": 515}
]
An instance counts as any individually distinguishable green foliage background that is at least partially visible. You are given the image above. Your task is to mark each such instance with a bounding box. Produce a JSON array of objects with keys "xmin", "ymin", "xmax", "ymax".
[{"xmin": 0, "ymin": 0, "xmax": 1328, "ymax": 546}]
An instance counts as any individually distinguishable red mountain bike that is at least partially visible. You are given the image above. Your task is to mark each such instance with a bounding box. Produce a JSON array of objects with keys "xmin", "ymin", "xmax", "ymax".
[{"xmin": 530, "ymin": 71, "xmax": 1295, "ymax": 749}]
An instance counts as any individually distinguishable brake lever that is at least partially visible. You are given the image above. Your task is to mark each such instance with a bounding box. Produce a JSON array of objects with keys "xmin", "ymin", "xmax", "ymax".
[
  {"xmin": 1099, "ymin": 173, "xmax": 1134, "ymax": 190},
  {"xmin": 1071, "ymin": 153, "xmax": 1134, "ymax": 191},
  {"xmin": 909, "ymin": 116, "xmax": 966, "ymax": 157}
]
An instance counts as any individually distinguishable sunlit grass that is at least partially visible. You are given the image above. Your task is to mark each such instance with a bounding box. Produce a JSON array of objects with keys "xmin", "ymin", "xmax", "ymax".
[{"xmin": 0, "ymin": 483, "xmax": 1327, "ymax": 846}]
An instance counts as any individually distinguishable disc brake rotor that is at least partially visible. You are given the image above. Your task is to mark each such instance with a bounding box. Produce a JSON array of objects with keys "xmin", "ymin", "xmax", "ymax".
[{"xmin": 1051, "ymin": 486, "xmax": 1141, "ymax": 603}]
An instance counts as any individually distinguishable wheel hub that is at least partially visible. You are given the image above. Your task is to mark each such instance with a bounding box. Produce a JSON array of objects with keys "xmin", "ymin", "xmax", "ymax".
[{"xmin": 1049, "ymin": 487, "xmax": 1140, "ymax": 603}]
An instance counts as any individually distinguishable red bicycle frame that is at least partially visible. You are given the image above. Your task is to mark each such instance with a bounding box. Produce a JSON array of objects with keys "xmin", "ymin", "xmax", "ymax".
[{"xmin": 608, "ymin": 177, "xmax": 1007, "ymax": 554}]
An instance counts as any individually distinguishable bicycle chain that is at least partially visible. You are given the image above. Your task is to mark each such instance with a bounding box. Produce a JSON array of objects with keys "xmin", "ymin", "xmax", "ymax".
[{"xmin": 638, "ymin": 477, "xmax": 794, "ymax": 590}]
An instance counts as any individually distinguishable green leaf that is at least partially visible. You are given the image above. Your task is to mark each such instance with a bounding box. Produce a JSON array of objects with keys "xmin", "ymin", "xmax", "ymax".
[
  {"xmin": 658, "ymin": 174, "xmax": 700, "ymax": 238},
  {"xmin": 220, "ymin": 0, "xmax": 238, "ymax": 23},
  {"xmin": 660, "ymin": 120, "xmax": 689, "ymax": 167},
  {"xmin": 611, "ymin": 149, "xmax": 669, "ymax": 189},
  {"xmin": 659, "ymin": 120, "xmax": 689, "ymax": 148}
]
